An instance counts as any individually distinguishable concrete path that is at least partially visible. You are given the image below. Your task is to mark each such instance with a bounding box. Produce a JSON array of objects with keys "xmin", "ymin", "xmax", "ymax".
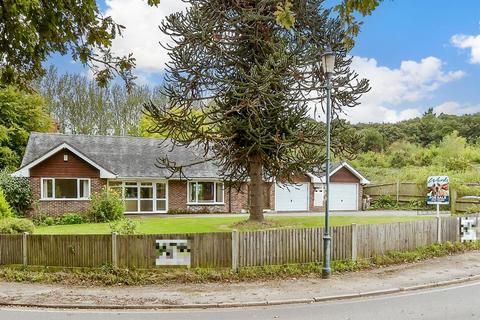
[{"xmin": 0, "ymin": 251, "xmax": 479, "ymax": 308}]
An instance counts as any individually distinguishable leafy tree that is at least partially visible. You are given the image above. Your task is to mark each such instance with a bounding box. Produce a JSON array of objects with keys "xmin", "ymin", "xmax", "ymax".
[
  {"xmin": 334, "ymin": 0, "xmax": 383, "ymax": 48},
  {"xmin": 0, "ymin": 0, "xmax": 147, "ymax": 88},
  {"xmin": 438, "ymin": 131, "xmax": 466, "ymax": 159},
  {"xmin": 358, "ymin": 127, "xmax": 386, "ymax": 152},
  {"xmin": 275, "ymin": 0, "xmax": 383, "ymax": 48},
  {"xmin": 36, "ymin": 67, "xmax": 158, "ymax": 136},
  {"xmin": 139, "ymin": 113, "xmax": 169, "ymax": 138},
  {"xmin": 0, "ymin": 86, "xmax": 52, "ymax": 170},
  {"xmin": 146, "ymin": 0, "xmax": 369, "ymax": 221}
]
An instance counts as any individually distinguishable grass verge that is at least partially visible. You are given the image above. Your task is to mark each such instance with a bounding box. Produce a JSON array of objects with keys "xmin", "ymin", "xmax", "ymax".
[{"xmin": 0, "ymin": 241, "xmax": 478, "ymax": 286}]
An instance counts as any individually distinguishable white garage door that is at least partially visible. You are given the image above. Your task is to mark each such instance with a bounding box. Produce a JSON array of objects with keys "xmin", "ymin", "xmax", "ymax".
[
  {"xmin": 330, "ymin": 183, "xmax": 358, "ymax": 211},
  {"xmin": 275, "ymin": 183, "xmax": 309, "ymax": 211}
]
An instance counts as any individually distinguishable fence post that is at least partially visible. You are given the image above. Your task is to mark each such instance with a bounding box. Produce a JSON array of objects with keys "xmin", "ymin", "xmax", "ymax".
[
  {"xmin": 351, "ymin": 223, "xmax": 357, "ymax": 261},
  {"xmin": 436, "ymin": 216, "xmax": 441, "ymax": 243},
  {"xmin": 22, "ymin": 232, "xmax": 28, "ymax": 266},
  {"xmin": 457, "ymin": 216, "xmax": 461, "ymax": 242},
  {"xmin": 111, "ymin": 232, "xmax": 118, "ymax": 267},
  {"xmin": 396, "ymin": 181, "xmax": 400, "ymax": 204},
  {"xmin": 450, "ymin": 189, "xmax": 457, "ymax": 214},
  {"xmin": 231, "ymin": 230, "xmax": 239, "ymax": 272}
]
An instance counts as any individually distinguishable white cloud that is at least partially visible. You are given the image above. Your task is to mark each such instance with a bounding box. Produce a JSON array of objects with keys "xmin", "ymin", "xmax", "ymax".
[
  {"xmin": 341, "ymin": 56, "xmax": 465, "ymax": 123},
  {"xmin": 433, "ymin": 101, "xmax": 480, "ymax": 115},
  {"xmin": 344, "ymin": 105, "xmax": 422, "ymax": 123},
  {"xmin": 100, "ymin": 2, "xmax": 472, "ymax": 122},
  {"xmin": 104, "ymin": 0, "xmax": 187, "ymax": 75},
  {"xmin": 451, "ymin": 34, "xmax": 480, "ymax": 64}
]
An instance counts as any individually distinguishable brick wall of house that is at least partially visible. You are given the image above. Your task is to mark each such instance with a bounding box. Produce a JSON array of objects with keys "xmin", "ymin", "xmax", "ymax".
[
  {"xmin": 167, "ymin": 180, "xmax": 249, "ymax": 213},
  {"xmin": 227, "ymin": 184, "xmax": 249, "ymax": 212},
  {"xmin": 358, "ymin": 184, "xmax": 364, "ymax": 211},
  {"xmin": 28, "ymin": 149, "xmax": 106, "ymax": 216},
  {"xmin": 168, "ymin": 180, "xmax": 188, "ymax": 210},
  {"xmin": 30, "ymin": 177, "xmax": 106, "ymax": 216}
]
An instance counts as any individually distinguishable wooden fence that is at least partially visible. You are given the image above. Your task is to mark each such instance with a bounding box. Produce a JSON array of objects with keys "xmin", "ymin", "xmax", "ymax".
[
  {"xmin": 0, "ymin": 218, "xmax": 462, "ymax": 270},
  {"xmin": 363, "ymin": 182, "xmax": 480, "ymax": 213},
  {"xmin": 363, "ymin": 182, "xmax": 425, "ymax": 204},
  {"xmin": 454, "ymin": 197, "xmax": 480, "ymax": 213}
]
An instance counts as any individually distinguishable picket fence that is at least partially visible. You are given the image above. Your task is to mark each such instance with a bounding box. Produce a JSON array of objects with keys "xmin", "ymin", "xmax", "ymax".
[{"xmin": 0, "ymin": 217, "xmax": 461, "ymax": 270}]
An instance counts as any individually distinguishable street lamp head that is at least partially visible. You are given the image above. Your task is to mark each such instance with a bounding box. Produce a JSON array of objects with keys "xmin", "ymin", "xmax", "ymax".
[{"xmin": 322, "ymin": 47, "xmax": 336, "ymax": 75}]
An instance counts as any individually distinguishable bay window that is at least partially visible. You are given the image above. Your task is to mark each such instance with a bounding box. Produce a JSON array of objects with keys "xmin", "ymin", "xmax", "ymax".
[
  {"xmin": 188, "ymin": 181, "xmax": 224, "ymax": 204},
  {"xmin": 41, "ymin": 178, "xmax": 90, "ymax": 200}
]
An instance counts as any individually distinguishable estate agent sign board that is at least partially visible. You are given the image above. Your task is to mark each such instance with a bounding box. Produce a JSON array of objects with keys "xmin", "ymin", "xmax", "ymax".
[{"xmin": 427, "ymin": 176, "xmax": 449, "ymax": 205}]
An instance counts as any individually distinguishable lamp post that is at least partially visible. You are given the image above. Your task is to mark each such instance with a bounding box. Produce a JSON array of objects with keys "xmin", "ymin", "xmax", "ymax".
[{"xmin": 321, "ymin": 47, "xmax": 335, "ymax": 279}]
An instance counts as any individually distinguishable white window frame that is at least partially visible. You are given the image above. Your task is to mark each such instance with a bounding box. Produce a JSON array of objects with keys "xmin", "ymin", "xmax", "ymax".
[
  {"xmin": 187, "ymin": 181, "xmax": 225, "ymax": 205},
  {"xmin": 106, "ymin": 180, "xmax": 168, "ymax": 214},
  {"xmin": 40, "ymin": 178, "xmax": 91, "ymax": 201}
]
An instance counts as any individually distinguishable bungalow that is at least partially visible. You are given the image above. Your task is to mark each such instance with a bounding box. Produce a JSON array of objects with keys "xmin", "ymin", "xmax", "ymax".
[{"xmin": 12, "ymin": 133, "xmax": 369, "ymax": 216}]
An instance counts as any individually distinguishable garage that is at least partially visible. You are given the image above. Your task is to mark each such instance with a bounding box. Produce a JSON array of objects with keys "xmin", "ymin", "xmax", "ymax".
[
  {"xmin": 275, "ymin": 183, "xmax": 309, "ymax": 211},
  {"xmin": 329, "ymin": 183, "xmax": 358, "ymax": 211}
]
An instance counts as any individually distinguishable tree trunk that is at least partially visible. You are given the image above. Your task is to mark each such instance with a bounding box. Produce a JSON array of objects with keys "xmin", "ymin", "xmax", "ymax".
[{"xmin": 248, "ymin": 154, "xmax": 264, "ymax": 222}]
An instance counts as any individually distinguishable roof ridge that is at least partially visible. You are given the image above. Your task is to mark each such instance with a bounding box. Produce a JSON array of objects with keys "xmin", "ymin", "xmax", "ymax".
[{"xmin": 30, "ymin": 132, "xmax": 168, "ymax": 142}]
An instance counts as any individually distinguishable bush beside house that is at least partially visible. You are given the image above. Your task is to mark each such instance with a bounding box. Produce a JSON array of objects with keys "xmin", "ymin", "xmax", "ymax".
[
  {"xmin": 88, "ymin": 187, "xmax": 124, "ymax": 223},
  {"xmin": 0, "ymin": 182, "xmax": 35, "ymax": 234},
  {"xmin": 0, "ymin": 189, "xmax": 13, "ymax": 218},
  {"xmin": 0, "ymin": 170, "xmax": 33, "ymax": 216}
]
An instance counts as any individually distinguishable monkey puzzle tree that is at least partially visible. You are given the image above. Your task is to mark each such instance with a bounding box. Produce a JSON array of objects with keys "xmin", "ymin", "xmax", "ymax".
[{"xmin": 145, "ymin": 0, "xmax": 369, "ymax": 222}]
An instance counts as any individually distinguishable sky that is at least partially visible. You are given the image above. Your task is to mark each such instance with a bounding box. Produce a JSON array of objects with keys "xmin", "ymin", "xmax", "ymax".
[{"xmin": 47, "ymin": 0, "xmax": 480, "ymax": 124}]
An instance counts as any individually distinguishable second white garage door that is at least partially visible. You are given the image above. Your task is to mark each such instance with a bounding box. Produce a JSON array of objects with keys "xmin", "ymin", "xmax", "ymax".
[
  {"xmin": 275, "ymin": 183, "xmax": 309, "ymax": 211},
  {"xmin": 330, "ymin": 183, "xmax": 358, "ymax": 211}
]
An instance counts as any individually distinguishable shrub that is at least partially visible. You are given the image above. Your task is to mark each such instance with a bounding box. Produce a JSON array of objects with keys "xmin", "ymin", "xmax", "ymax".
[
  {"xmin": 32, "ymin": 214, "xmax": 55, "ymax": 226},
  {"xmin": 0, "ymin": 218, "xmax": 35, "ymax": 234},
  {"xmin": 109, "ymin": 218, "xmax": 138, "ymax": 235},
  {"xmin": 89, "ymin": 187, "xmax": 124, "ymax": 222},
  {"xmin": 0, "ymin": 170, "xmax": 33, "ymax": 216},
  {"xmin": 445, "ymin": 156, "xmax": 470, "ymax": 172},
  {"xmin": 60, "ymin": 213, "xmax": 85, "ymax": 225},
  {"xmin": 167, "ymin": 207, "xmax": 212, "ymax": 214},
  {"xmin": 0, "ymin": 189, "xmax": 13, "ymax": 218},
  {"xmin": 369, "ymin": 195, "xmax": 398, "ymax": 209}
]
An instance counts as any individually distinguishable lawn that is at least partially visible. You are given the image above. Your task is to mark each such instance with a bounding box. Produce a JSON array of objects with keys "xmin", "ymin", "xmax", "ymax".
[{"xmin": 35, "ymin": 215, "xmax": 433, "ymax": 235}]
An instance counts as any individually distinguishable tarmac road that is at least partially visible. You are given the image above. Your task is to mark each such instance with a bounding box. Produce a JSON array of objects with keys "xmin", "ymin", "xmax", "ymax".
[{"xmin": 2, "ymin": 280, "xmax": 480, "ymax": 320}]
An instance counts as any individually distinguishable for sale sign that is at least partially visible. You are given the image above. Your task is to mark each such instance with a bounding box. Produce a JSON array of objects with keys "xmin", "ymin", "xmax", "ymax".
[{"xmin": 427, "ymin": 176, "xmax": 449, "ymax": 205}]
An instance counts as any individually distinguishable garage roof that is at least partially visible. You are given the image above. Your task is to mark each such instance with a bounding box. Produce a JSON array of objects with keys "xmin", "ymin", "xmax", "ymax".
[{"xmin": 308, "ymin": 161, "xmax": 370, "ymax": 185}]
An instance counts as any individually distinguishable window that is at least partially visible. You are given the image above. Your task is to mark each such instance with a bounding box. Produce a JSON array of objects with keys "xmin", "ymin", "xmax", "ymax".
[
  {"xmin": 107, "ymin": 181, "xmax": 168, "ymax": 213},
  {"xmin": 156, "ymin": 183, "xmax": 167, "ymax": 211},
  {"xmin": 188, "ymin": 182, "xmax": 224, "ymax": 204},
  {"xmin": 42, "ymin": 179, "xmax": 53, "ymax": 199},
  {"xmin": 41, "ymin": 178, "xmax": 90, "ymax": 200},
  {"xmin": 79, "ymin": 179, "xmax": 90, "ymax": 198}
]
